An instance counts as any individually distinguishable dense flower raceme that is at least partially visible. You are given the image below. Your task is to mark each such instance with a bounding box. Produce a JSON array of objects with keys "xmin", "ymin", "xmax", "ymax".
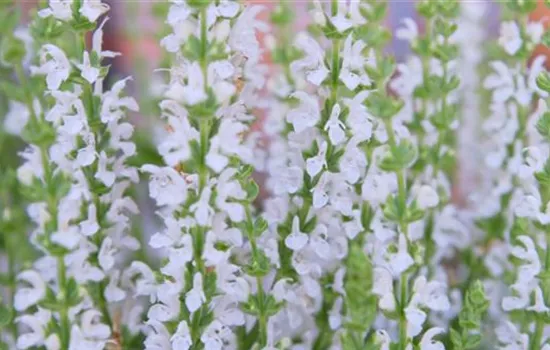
[
  {"xmin": 4, "ymin": 1, "xmax": 141, "ymax": 349},
  {"xmin": 137, "ymin": 1, "xmax": 276, "ymax": 349},
  {"xmin": 7, "ymin": 0, "xmax": 550, "ymax": 349}
]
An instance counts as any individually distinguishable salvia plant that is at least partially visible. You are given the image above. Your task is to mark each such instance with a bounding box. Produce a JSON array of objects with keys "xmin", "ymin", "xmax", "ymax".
[{"xmin": 7, "ymin": 0, "xmax": 550, "ymax": 349}]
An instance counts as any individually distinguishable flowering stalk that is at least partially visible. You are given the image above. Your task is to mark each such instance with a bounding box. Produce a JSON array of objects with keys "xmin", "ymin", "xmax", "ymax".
[
  {"xmin": 0, "ymin": 2, "xmax": 35, "ymax": 347},
  {"xmin": 468, "ymin": 0, "xmax": 549, "ymax": 345},
  {"xmin": 138, "ymin": 1, "xmax": 273, "ymax": 349},
  {"xmin": 11, "ymin": 1, "xmax": 140, "ymax": 348}
]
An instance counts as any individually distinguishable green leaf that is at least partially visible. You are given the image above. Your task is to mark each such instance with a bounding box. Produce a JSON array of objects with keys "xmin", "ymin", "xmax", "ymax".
[
  {"xmin": 360, "ymin": 203, "xmax": 374, "ymax": 231},
  {"xmin": 536, "ymin": 112, "xmax": 550, "ymax": 139},
  {"xmin": 254, "ymin": 217, "xmax": 268, "ymax": 237},
  {"xmin": 0, "ymin": 304, "xmax": 13, "ymax": 328},
  {"xmin": 506, "ymin": 0, "xmax": 537, "ymax": 13},
  {"xmin": 0, "ymin": 36, "xmax": 26, "ymax": 66},
  {"xmin": 416, "ymin": 1, "xmax": 438, "ymax": 18},
  {"xmin": 378, "ymin": 140, "xmax": 418, "ymax": 172},
  {"xmin": 244, "ymin": 250, "xmax": 270, "ymax": 277},
  {"xmin": 65, "ymin": 278, "xmax": 82, "ymax": 307},
  {"xmin": 464, "ymin": 334, "xmax": 482, "ymax": 349},
  {"xmin": 449, "ymin": 328, "xmax": 463, "ymax": 350},
  {"xmin": 245, "ymin": 180, "xmax": 259, "ymax": 202},
  {"xmin": 270, "ymin": 3, "xmax": 294, "ymax": 25},
  {"xmin": 364, "ymin": 91, "xmax": 404, "ymax": 120},
  {"xmin": 538, "ymin": 72, "xmax": 550, "ymax": 94},
  {"xmin": 39, "ymin": 286, "xmax": 60, "ymax": 311}
]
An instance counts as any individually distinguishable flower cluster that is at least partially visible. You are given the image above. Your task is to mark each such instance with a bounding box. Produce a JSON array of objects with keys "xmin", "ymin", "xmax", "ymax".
[{"xmin": 6, "ymin": 0, "xmax": 550, "ymax": 349}]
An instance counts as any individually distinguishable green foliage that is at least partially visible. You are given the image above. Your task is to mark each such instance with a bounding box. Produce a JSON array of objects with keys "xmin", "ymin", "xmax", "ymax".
[
  {"xmin": 364, "ymin": 91, "xmax": 404, "ymax": 120},
  {"xmin": 379, "ymin": 140, "xmax": 418, "ymax": 172},
  {"xmin": 450, "ymin": 281, "xmax": 489, "ymax": 350}
]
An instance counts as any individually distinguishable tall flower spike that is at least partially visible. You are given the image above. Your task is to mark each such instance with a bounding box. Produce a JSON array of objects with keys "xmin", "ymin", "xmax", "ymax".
[
  {"xmin": 140, "ymin": 1, "xmax": 273, "ymax": 348},
  {"xmin": 502, "ymin": 25, "xmax": 550, "ymax": 347},
  {"xmin": 13, "ymin": 2, "xmax": 140, "ymax": 349},
  {"xmin": 472, "ymin": 0, "xmax": 549, "ymax": 345}
]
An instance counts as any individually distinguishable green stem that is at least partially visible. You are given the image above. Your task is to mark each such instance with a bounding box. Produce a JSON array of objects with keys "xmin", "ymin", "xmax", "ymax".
[
  {"xmin": 398, "ymin": 273, "xmax": 409, "ymax": 350},
  {"xmin": 531, "ymin": 316, "xmax": 544, "ymax": 350},
  {"xmin": 57, "ymin": 257, "xmax": 70, "ymax": 350}
]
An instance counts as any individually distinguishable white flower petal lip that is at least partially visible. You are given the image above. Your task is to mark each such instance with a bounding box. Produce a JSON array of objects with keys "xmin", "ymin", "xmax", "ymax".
[
  {"xmin": 30, "ymin": 44, "xmax": 71, "ymax": 91},
  {"xmin": 14, "ymin": 270, "xmax": 46, "ymax": 311},
  {"xmin": 79, "ymin": 0, "xmax": 110, "ymax": 23},
  {"xmin": 286, "ymin": 91, "xmax": 321, "ymax": 133},
  {"xmin": 290, "ymin": 33, "xmax": 329, "ymax": 86},
  {"xmin": 498, "ymin": 21, "xmax": 522, "ymax": 56},
  {"xmin": 141, "ymin": 164, "xmax": 189, "ymax": 207},
  {"xmin": 416, "ymin": 185, "xmax": 439, "ymax": 209},
  {"xmin": 285, "ymin": 217, "xmax": 309, "ymax": 251},
  {"xmin": 419, "ymin": 328, "xmax": 446, "ymax": 350}
]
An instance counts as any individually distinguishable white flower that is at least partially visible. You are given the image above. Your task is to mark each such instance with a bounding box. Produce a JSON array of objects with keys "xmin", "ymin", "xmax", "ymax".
[
  {"xmin": 496, "ymin": 321, "xmax": 529, "ymax": 350},
  {"xmin": 216, "ymin": 169, "xmax": 246, "ymax": 222},
  {"xmin": 80, "ymin": 204, "xmax": 99, "ymax": 236},
  {"xmin": 519, "ymin": 146, "xmax": 546, "ymax": 179},
  {"xmin": 186, "ymin": 273, "xmax": 206, "ymax": 313},
  {"xmin": 105, "ymin": 271, "xmax": 125, "ymax": 302},
  {"xmin": 276, "ymin": 166, "xmax": 303, "ymax": 195},
  {"xmin": 191, "ymin": 187, "xmax": 214, "ymax": 226},
  {"xmin": 373, "ymin": 267, "xmax": 396, "ymax": 311},
  {"xmin": 69, "ymin": 324, "xmax": 108, "ymax": 350},
  {"xmin": 325, "ymin": 103, "xmax": 346, "ymax": 145},
  {"xmin": 229, "ymin": 6, "xmax": 267, "ymax": 62},
  {"xmin": 184, "ymin": 62, "xmax": 207, "ymax": 106},
  {"xmin": 285, "ymin": 217, "xmax": 309, "ymax": 251},
  {"xmin": 375, "ymin": 330, "xmax": 391, "ymax": 350},
  {"xmin": 3, "ymin": 100, "xmax": 30, "ymax": 135},
  {"xmin": 416, "ymin": 185, "xmax": 439, "ymax": 209},
  {"xmin": 388, "ymin": 234, "xmax": 414, "ymax": 277},
  {"xmin": 287, "ymin": 91, "xmax": 320, "ymax": 133},
  {"xmin": 527, "ymin": 21, "xmax": 544, "ymax": 44},
  {"xmin": 142, "ymin": 165, "xmax": 189, "ymax": 207},
  {"xmin": 327, "ymin": 3, "xmax": 352, "ymax": 32},
  {"xmin": 340, "ymin": 139, "xmax": 367, "ymax": 184},
  {"xmin": 76, "ymin": 51, "xmax": 100, "ymax": 84},
  {"xmin": 79, "ymin": 0, "xmax": 110, "ymax": 23},
  {"xmin": 80, "ymin": 310, "xmax": 111, "ymax": 340},
  {"xmin": 410, "ymin": 276, "xmax": 450, "ymax": 312},
  {"xmin": 306, "ymin": 141, "xmax": 327, "ymax": 178},
  {"xmin": 200, "ymin": 320, "xmax": 232, "ymax": 350},
  {"xmin": 100, "ymin": 77, "xmax": 139, "ymax": 123},
  {"xmin": 98, "ymin": 237, "xmax": 117, "ymax": 271},
  {"xmin": 171, "ymin": 321, "xmax": 192, "ymax": 350},
  {"xmin": 76, "ymin": 131, "xmax": 96, "ymax": 167},
  {"xmin": 290, "ymin": 33, "xmax": 329, "ymax": 86},
  {"xmin": 405, "ymin": 305, "xmax": 427, "ymax": 337},
  {"xmin": 95, "ymin": 151, "xmax": 116, "ymax": 187},
  {"xmin": 312, "ymin": 172, "xmax": 331, "ymax": 209},
  {"xmin": 340, "ymin": 35, "xmax": 370, "ymax": 90},
  {"xmin": 344, "ymin": 91, "xmax": 373, "ymax": 141},
  {"xmin": 16, "ymin": 309, "xmax": 52, "ymax": 349},
  {"xmin": 38, "ymin": 0, "xmax": 73, "ymax": 21},
  {"xmin": 51, "ymin": 226, "xmax": 80, "ymax": 249},
  {"xmin": 499, "ymin": 21, "xmax": 522, "ymax": 55},
  {"xmin": 419, "ymin": 328, "xmax": 445, "ymax": 350},
  {"xmin": 396, "ymin": 18, "xmax": 418, "ymax": 43},
  {"xmin": 362, "ymin": 167, "xmax": 397, "ymax": 206},
  {"xmin": 14, "ymin": 271, "xmax": 46, "ymax": 311},
  {"xmin": 144, "ymin": 321, "xmax": 171, "ymax": 350},
  {"xmin": 483, "ymin": 61, "xmax": 515, "ymax": 103},
  {"xmin": 93, "ymin": 17, "xmax": 121, "ymax": 59},
  {"xmin": 31, "ymin": 45, "xmax": 71, "ymax": 91}
]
